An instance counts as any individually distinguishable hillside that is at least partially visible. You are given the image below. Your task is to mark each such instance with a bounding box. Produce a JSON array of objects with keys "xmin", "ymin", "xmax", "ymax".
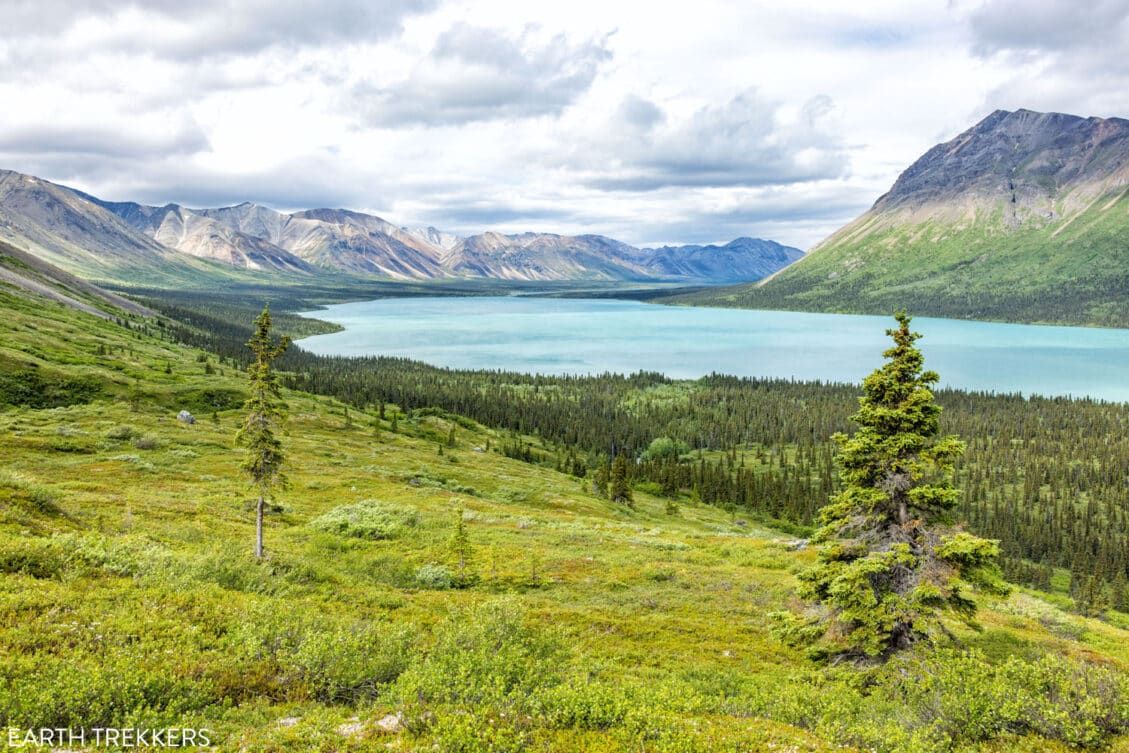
[
  {"xmin": 2, "ymin": 268, "xmax": 1129, "ymax": 751},
  {"xmin": 0, "ymin": 169, "xmax": 802, "ymax": 286},
  {"xmin": 0, "ymin": 171, "xmax": 274, "ymax": 288},
  {"xmin": 672, "ymin": 109, "xmax": 1129, "ymax": 326}
]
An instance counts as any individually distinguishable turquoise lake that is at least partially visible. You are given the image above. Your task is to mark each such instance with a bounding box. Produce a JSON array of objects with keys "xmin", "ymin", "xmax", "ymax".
[{"xmin": 297, "ymin": 297, "xmax": 1129, "ymax": 402}]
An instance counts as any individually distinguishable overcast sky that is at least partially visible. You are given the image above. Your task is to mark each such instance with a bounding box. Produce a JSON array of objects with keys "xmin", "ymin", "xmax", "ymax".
[{"xmin": 2, "ymin": 0, "xmax": 1127, "ymax": 248}]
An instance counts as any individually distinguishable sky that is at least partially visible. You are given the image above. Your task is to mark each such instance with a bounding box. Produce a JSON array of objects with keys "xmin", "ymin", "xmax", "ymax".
[{"xmin": 1, "ymin": 0, "xmax": 1128, "ymax": 249}]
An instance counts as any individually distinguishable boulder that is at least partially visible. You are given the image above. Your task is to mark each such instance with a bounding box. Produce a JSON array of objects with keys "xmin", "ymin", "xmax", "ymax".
[{"xmin": 177, "ymin": 410, "xmax": 196, "ymax": 425}]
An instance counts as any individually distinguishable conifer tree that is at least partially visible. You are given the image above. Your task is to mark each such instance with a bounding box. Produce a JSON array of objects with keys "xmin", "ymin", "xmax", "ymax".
[
  {"xmin": 774, "ymin": 313, "xmax": 1005, "ymax": 660},
  {"xmin": 610, "ymin": 453, "xmax": 633, "ymax": 507},
  {"xmin": 235, "ymin": 306, "xmax": 290, "ymax": 560},
  {"xmin": 448, "ymin": 504, "xmax": 475, "ymax": 587}
]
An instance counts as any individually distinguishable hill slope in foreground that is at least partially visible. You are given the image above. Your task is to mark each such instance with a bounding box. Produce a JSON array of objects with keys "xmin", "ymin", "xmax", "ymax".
[
  {"xmin": 674, "ymin": 109, "xmax": 1129, "ymax": 327},
  {"xmin": 2, "ymin": 281, "xmax": 1129, "ymax": 751}
]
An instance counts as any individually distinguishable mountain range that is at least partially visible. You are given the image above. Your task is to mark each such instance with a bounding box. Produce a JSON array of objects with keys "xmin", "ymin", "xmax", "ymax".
[
  {"xmin": 676, "ymin": 108, "xmax": 1129, "ymax": 327},
  {"xmin": 0, "ymin": 169, "xmax": 802, "ymax": 287}
]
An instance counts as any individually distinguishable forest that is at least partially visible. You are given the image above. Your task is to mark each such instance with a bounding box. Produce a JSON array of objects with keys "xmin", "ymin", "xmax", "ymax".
[{"xmin": 139, "ymin": 291, "xmax": 1129, "ymax": 616}]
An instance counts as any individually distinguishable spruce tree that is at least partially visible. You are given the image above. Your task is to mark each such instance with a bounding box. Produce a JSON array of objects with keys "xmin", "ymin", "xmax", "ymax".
[
  {"xmin": 610, "ymin": 453, "xmax": 633, "ymax": 507},
  {"xmin": 235, "ymin": 306, "xmax": 290, "ymax": 560},
  {"xmin": 774, "ymin": 313, "xmax": 1005, "ymax": 660},
  {"xmin": 448, "ymin": 505, "xmax": 475, "ymax": 587}
]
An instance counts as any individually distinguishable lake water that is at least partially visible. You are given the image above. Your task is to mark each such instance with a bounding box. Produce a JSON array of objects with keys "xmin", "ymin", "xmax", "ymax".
[{"xmin": 297, "ymin": 297, "xmax": 1129, "ymax": 402}]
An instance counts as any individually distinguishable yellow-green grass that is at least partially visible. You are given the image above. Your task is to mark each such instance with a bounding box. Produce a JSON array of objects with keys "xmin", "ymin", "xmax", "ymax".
[{"xmin": 2, "ymin": 285, "xmax": 1128, "ymax": 752}]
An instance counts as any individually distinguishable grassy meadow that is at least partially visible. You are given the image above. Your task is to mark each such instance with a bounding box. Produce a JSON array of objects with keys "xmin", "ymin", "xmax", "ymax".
[{"xmin": 2, "ymin": 285, "xmax": 1129, "ymax": 752}]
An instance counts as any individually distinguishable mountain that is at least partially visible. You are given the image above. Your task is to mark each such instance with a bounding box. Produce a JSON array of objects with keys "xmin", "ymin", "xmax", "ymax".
[
  {"xmin": 640, "ymin": 237, "xmax": 804, "ymax": 283},
  {"xmin": 441, "ymin": 231, "xmax": 648, "ymax": 281},
  {"xmin": 97, "ymin": 201, "xmax": 314, "ymax": 274},
  {"xmin": 674, "ymin": 108, "xmax": 1129, "ymax": 327},
  {"xmin": 284, "ymin": 208, "xmax": 447, "ymax": 278},
  {"xmin": 404, "ymin": 225, "xmax": 462, "ymax": 250},
  {"xmin": 0, "ymin": 168, "xmax": 802, "ymax": 286},
  {"xmin": 0, "ymin": 170, "xmax": 244, "ymax": 286}
]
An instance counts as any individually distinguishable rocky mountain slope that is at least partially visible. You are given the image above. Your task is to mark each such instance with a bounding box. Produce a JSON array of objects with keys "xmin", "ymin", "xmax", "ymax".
[
  {"xmin": 94, "ymin": 201, "xmax": 314, "ymax": 274},
  {"xmin": 440, "ymin": 231, "xmax": 648, "ymax": 281},
  {"xmin": 0, "ymin": 170, "xmax": 245, "ymax": 287},
  {"xmin": 674, "ymin": 108, "xmax": 1129, "ymax": 326},
  {"xmin": 0, "ymin": 169, "xmax": 801, "ymax": 286}
]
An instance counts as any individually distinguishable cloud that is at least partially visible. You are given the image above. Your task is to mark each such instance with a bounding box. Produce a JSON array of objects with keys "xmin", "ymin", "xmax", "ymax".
[
  {"xmin": 353, "ymin": 24, "xmax": 612, "ymax": 126},
  {"xmin": 966, "ymin": 0, "xmax": 1129, "ymax": 116},
  {"xmin": 0, "ymin": 119, "xmax": 208, "ymax": 160},
  {"xmin": 572, "ymin": 90, "xmax": 849, "ymax": 192},
  {"xmin": 0, "ymin": 0, "xmax": 438, "ymax": 57},
  {"xmin": 968, "ymin": 0, "xmax": 1129, "ymax": 56}
]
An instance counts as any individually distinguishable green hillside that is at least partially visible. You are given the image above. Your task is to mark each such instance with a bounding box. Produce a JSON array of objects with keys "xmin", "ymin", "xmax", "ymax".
[
  {"xmin": 2, "ymin": 283, "xmax": 1129, "ymax": 751},
  {"xmin": 667, "ymin": 190, "xmax": 1129, "ymax": 326}
]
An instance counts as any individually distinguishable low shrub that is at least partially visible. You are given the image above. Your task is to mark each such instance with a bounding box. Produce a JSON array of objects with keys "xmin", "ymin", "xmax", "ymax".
[
  {"xmin": 132, "ymin": 434, "xmax": 160, "ymax": 450},
  {"xmin": 104, "ymin": 425, "xmax": 136, "ymax": 441},
  {"xmin": 0, "ymin": 472, "xmax": 60, "ymax": 514},
  {"xmin": 391, "ymin": 600, "xmax": 566, "ymax": 724},
  {"xmin": 415, "ymin": 563, "xmax": 453, "ymax": 590},
  {"xmin": 309, "ymin": 500, "xmax": 419, "ymax": 540}
]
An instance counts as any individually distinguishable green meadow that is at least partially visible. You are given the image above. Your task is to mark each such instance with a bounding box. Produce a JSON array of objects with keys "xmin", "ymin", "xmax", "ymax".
[{"xmin": 2, "ymin": 286, "xmax": 1128, "ymax": 752}]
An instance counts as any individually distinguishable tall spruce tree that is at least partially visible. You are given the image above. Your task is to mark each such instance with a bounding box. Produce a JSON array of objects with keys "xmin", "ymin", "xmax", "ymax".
[
  {"xmin": 236, "ymin": 306, "xmax": 290, "ymax": 560},
  {"xmin": 774, "ymin": 313, "xmax": 1005, "ymax": 660}
]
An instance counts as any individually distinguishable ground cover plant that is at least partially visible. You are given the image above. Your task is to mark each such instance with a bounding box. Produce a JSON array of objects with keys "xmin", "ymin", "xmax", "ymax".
[{"xmin": 1, "ymin": 283, "xmax": 1128, "ymax": 751}]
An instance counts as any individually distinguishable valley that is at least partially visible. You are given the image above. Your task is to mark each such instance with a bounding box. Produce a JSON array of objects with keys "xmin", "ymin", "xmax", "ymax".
[{"xmin": 3, "ymin": 256, "xmax": 1129, "ymax": 752}]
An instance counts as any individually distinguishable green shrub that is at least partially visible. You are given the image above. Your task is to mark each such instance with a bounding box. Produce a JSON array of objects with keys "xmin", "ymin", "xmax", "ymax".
[
  {"xmin": 641, "ymin": 437, "xmax": 690, "ymax": 461},
  {"xmin": 132, "ymin": 434, "xmax": 160, "ymax": 450},
  {"xmin": 391, "ymin": 600, "xmax": 566, "ymax": 722},
  {"xmin": 104, "ymin": 425, "xmax": 136, "ymax": 441},
  {"xmin": 426, "ymin": 709, "xmax": 531, "ymax": 753},
  {"xmin": 224, "ymin": 610, "xmax": 413, "ymax": 704},
  {"xmin": 0, "ymin": 538, "xmax": 66, "ymax": 579},
  {"xmin": 415, "ymin": 563, "xmax": 453, "ymax": 590},
  {"xmin": 535, "ymin": 680, "xmax": 630, "ymax": 730},
  {"xmin": 0, "ymin": 649, "xmax": 214, "ymax": 729},
  {"xmin": 0, "ymin": 367, "xmax": 100, "ymax": 408},
  {"xmin": 0, "ymin": 472, "xmax": 60, "ymax": 514},
  {"xmin": 309, "ymin": 500, "xmax": 419, "ymax": 540}
]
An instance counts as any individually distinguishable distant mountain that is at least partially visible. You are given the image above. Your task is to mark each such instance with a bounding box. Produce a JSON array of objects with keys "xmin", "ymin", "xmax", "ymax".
[
  {"xmin": 442, "ymin": 232, "xmax": 648, "ymax": 281},
  {"xmin": 403, "ymin": 225, "xmax": 462, "ymax": 251},
  {"xmin": 0, "ymin": 170, "xmax": 238, "ymax": 286},
  {"xmin": 96, "ymin": 201, "xmax": 313, "ymax": 273},
  {"xmin": 640, "ymin": 238, "xmax": 804, "ymax": 283},
  {"xmin": 0, "ymin": 169, "xmax": 802, "ymax": 287},
  {"xmin": 675, "ymin": 108, "xmax": 1129, "ymax": 327}
]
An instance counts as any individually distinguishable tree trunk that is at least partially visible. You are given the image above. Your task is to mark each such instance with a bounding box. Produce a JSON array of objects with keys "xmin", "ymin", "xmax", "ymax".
[{"xmin": 255, "ymin": 495, "xmax": 264, "ymax": 559}]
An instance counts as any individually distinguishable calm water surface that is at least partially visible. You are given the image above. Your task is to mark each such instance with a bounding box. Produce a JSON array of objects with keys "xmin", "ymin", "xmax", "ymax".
[{"xmin": 297, "ymin": 297, "xmax": 1129, "ymax": 402}]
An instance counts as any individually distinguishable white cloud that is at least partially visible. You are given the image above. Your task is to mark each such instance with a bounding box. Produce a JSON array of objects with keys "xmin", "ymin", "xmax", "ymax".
[
  {"xmin": 353, "ymin": 24, "xmax": 612, "ymax": 126},
  {"xmin": 0, "ymin": 0, "xmax": 1126, "ymax": 249}
]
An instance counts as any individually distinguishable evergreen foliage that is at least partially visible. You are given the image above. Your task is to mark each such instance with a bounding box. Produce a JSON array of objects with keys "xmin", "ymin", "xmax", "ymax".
[
  {"xmin": 235, "ymin": 306, "xmax": 290, "ymax": 559},
  {"xmin": 776, "ymin": 314, "xmax": 1006, "ymax": 659},
  {"xmin": 609, "ymin": 453, "xmax": 633, "ymax": 507}
]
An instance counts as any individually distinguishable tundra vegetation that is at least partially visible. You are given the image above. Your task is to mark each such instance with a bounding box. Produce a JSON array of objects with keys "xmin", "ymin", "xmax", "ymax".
[{"xmin": 0, "ymin": 286, "xmax": 1128, "ymax": 752}]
